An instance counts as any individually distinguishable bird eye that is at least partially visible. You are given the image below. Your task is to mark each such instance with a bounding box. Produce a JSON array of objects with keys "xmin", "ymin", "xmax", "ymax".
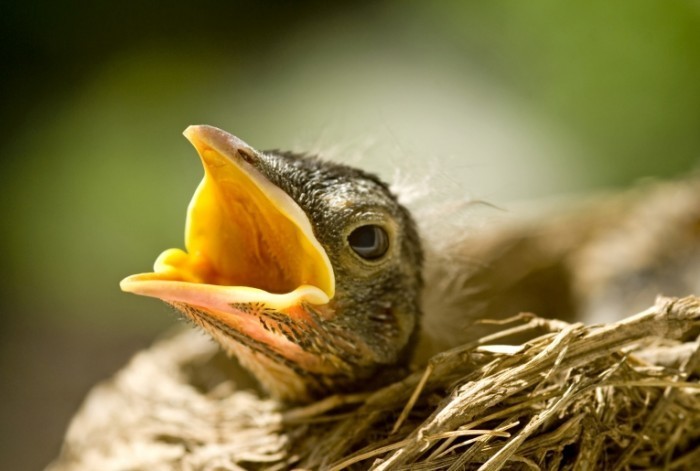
[{"xmin": 347, "ymin": 225, "xmax": 389, "ymax": 260}]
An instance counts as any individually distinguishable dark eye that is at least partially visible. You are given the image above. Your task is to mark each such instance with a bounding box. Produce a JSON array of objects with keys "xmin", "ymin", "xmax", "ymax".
[{"xmin": 347, "ymin": 225, "xmax": 389, "ymax": 260}]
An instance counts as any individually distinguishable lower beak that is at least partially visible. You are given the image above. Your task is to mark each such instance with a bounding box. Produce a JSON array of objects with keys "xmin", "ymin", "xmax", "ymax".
[{"xmin": 120, "ymin": 125, "xmax": 335, "ymax": 358}]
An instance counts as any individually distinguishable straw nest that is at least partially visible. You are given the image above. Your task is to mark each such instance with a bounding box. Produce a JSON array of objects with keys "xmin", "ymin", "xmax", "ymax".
[
  {"xmin": 50, "ymin": 177, "xmax": 700, "ymax": 470},
  {"xmin": 48, "ymin": 297, "xmax": 700, "ymax": 470}
]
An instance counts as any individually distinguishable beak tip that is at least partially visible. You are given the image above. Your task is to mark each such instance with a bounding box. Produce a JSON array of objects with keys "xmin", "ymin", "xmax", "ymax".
[
  {"xmin": 183, "ymin": 124, "xmax": 208, "ymax": 138},
  {"xmin": 119, "ymin": 276, "xmax": 136, "ymax": 293},
  {"xmin": 120, "ymin": 273, "xmax": 155, "ymax": 294},
  {"xmin": 183, "ymin": 124, "xmax": 213, "ymax": 147},
  {"xmin": 183, "ymin": 125, "xmax": 256, "ymax": 159}
]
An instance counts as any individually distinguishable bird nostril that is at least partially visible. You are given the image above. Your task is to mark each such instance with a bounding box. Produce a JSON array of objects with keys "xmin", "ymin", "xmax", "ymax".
[{"xmin": 237, "ymin": 149, "xmax": 256, "ymax": 164}]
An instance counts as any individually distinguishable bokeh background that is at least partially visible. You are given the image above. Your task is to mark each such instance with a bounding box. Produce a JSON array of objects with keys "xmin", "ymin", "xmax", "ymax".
[{"xmin": 2, "ymin": 1, "xmax": 700, "ymax": 469}]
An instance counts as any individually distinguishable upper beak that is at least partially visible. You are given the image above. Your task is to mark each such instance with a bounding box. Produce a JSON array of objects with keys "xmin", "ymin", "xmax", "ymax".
[{"xmin": 120, "ymin": 125, "xmax": 335, "ymax": 313}]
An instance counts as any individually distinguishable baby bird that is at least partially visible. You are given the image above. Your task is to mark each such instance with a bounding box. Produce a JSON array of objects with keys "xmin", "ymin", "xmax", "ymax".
[{"xmin": 121, "ymin": 125, "xmax": 423, "ymax": 402}]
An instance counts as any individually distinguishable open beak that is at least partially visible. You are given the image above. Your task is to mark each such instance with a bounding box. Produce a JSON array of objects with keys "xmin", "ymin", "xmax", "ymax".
[{"xmin": 121, "ymin": 126, "xmax": 335, "ymax": 349}]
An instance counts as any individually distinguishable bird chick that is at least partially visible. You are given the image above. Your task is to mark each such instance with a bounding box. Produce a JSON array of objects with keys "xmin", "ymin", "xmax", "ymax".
[{"xmin": 121, "ymin": 125, "xmax": 423, "ymax": 402}]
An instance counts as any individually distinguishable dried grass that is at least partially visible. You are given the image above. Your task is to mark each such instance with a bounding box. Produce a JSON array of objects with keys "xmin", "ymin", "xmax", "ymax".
[
  {"xmin": 50, "ymin": 296, "xmax": 700, "ymax": 470},
  {"xmin": 285, "ymin": 296, "xmax": 700, "ymax": 470}
]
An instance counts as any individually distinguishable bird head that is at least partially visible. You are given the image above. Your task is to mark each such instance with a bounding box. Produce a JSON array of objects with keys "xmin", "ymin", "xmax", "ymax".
[{"xmin": 121, "ymin": 125, "xmax": 423, "ymax": 401}]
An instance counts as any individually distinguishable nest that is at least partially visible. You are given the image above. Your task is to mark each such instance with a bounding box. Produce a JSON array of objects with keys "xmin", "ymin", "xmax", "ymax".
[
  {"xmin": 286, "ymin": 296, "xmax": 700, "ymax": 470},
  {"xmin": 49, "ymin": 296, "xmax": 700, "ymax": 471},
  {"xmin": 49, "ymin": 176, "xmax": 700, "ymax": 470}
]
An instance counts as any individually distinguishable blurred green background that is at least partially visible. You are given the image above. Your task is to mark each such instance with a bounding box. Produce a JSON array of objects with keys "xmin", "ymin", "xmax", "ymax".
[{"xmin": 2, "ymin": 1, "xmax": 699, "ymax": 469}]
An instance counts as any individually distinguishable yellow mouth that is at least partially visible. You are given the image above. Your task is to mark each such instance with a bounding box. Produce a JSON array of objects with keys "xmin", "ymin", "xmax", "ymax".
[{"xmin": 120, "ymin": 125, "xmax": 334, "ymax": 311}]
